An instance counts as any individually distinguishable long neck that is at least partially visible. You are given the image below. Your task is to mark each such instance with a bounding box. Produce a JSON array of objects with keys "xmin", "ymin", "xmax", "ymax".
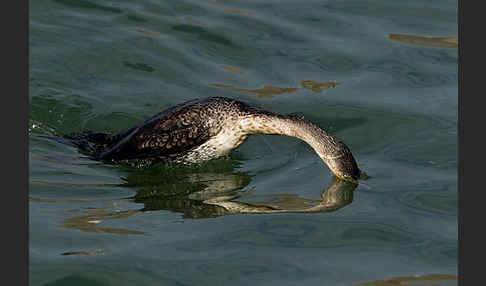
[
  {"xmin": 239, "ymin": 113, "xmax": 341, "ymax": 159},
  {"xmin": 237, "ymin": 112, "xmax": 359, "ymax": 180}
]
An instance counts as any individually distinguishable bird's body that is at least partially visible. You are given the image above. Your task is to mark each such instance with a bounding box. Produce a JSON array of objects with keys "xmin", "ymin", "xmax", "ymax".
[{"xmin": 65, "ymin": 97, "xmax": 360, "ymax": 182}]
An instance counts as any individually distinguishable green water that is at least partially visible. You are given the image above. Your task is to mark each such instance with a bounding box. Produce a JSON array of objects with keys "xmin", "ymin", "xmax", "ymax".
[{"xmin": 29, "ymin": 0, "xmax": 458, "ymax": 285}]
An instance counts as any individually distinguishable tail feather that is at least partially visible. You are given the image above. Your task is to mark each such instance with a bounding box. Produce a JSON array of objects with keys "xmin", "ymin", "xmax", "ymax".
[
  {"xmin": 64, "ymin": 131, "xmax": 115, "ymax": 156},
  {"xmin": 37, "ymin": 132, "xmax": 116, "ymax": 158},
  {"xmin": 37, "ymin": 125, "xmax": 139, "ymax": 160}
]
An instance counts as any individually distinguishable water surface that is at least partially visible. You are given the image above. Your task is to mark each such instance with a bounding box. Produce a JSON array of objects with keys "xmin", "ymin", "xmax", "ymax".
[{"xmin": 29, "ymin": 0, "xmax": 458, "ymax": 285}]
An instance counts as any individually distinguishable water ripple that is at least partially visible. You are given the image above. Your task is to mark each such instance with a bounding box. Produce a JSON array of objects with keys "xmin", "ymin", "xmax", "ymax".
[{"xmin": 217, "ymin": 219, "xmax": 421, "ymax": 249}]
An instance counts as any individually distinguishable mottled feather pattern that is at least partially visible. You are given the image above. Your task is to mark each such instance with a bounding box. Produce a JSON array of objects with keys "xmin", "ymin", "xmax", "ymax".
[
  {"xmin": 64, "ymin": 97, "xmax": 360, "ymax": 180},
  {"xmin": 67, "ymin": 97, "xmax": 266, "ymax": 164}
]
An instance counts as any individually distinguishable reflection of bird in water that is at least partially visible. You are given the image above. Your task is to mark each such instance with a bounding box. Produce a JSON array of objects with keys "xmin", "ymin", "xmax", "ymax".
[
  {"xmin": 57, "ymin": 169, "xmax": 357, "ymax": 229},
  {"xmin": 199, "ymin": 176, "xmax": 357, "ymax": 216},
  {"xmin": 44, "ymin": 158, "xmax": 358, "ymax": 235},
  {"xmin": 128, "ymin": 163, "xmax": 357, "ymax": 219},
  {"xmin": 61, "ymin": 97, "xmax": 360, "ymax": 182}
]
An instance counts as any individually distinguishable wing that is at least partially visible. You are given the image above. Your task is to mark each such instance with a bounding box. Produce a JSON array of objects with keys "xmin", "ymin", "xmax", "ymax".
[{"xmin": 95, "ymin": 99, "xmax": 217, "ymax": 161}]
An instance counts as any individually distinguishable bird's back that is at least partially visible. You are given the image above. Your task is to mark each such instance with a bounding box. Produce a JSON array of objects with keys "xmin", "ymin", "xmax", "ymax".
[{"xmin": 66, "ymin": 97, "xmax": 262, "ymax": 165}]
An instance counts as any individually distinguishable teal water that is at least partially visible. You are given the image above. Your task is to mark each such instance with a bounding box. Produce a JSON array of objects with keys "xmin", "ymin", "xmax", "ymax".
[{"xmin": 29, "ymin": 0, "xmax": 458, "ymax": 285}]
